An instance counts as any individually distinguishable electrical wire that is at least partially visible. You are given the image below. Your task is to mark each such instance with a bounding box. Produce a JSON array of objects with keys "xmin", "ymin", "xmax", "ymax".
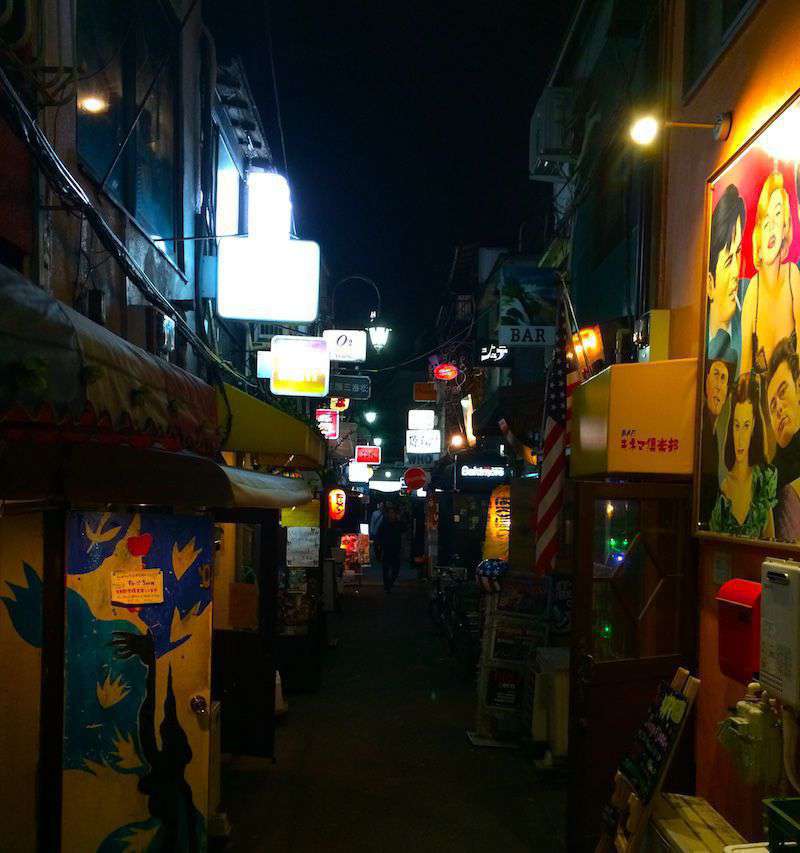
[
  {"xmin": 0, "ymin": 60, "xmax": 257, "ymax": 391},
  {"xmin": 265, "ymin": 1, "xmax": 291, "ymax": 219},
  {"xmin": 364, "ymin": 314, "xmax": 478, "ymax": 374}
]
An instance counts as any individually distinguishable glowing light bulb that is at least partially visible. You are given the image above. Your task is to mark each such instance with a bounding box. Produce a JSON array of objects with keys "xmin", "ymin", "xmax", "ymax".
[
  {"xmin": 630, "ymin": 115, "xmax": 660, "ymax": 146},
  {"xmin": 79, "ymin": 95, "xmax": 109, "ymax": 114}
]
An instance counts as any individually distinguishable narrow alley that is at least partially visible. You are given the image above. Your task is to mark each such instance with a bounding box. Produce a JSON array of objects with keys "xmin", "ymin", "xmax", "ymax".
[{"xmin": 221, "ymin": 569, "xmax": 566, "ymax": 853}]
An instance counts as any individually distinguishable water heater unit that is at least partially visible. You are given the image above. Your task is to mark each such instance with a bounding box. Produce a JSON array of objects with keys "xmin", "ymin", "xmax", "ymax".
[{"xmin": 761, "ymin": 558, "xmax": 800, "ymax": 706}]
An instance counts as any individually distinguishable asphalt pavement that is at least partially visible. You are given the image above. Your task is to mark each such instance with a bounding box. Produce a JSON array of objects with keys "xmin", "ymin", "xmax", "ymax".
[{"xmin": 220, "ymin": 565, "xmax": 566, "ymax": 852}]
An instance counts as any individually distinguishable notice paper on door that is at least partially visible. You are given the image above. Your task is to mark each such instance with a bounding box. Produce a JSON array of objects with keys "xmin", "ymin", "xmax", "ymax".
[{"xmin": 111, "ymin": 569, "xmax": 165, "ymax": 605}]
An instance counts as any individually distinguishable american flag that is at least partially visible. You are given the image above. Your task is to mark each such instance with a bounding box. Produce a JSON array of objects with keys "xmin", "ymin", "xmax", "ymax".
[{"xmin": 534, "ymin": 294, "xmax": 579, "ymax": 575}]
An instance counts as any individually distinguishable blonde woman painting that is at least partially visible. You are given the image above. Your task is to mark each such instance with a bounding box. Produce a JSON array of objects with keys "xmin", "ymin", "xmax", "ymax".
[
  {"xmin": 710, "ymin": 376, "xmax": 777, "ymax": 539},
  {"xmin": 740, "ymin": 171, "xmax": 800, "ymax": 377}
]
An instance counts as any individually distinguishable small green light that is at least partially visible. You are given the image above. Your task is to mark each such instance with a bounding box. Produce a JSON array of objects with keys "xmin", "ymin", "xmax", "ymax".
[
  {"xmin": 602, "ymin": 623, "xmax": 612, "ymax": 636},
  {"xmin": 609, "ymin": 538, "xmax": 617, "ymax": 547},
  {"xmin": 622, "ymin": 539, "xmax": 629, "ymax": 546}
]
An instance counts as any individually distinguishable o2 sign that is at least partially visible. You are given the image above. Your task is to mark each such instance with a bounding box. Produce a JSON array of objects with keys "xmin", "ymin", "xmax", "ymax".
[{"xmin": 323, "ymin": 329, "xmax": 367, "ymax": 363}]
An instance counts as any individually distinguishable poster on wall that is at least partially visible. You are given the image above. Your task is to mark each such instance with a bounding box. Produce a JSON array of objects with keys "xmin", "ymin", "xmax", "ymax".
[
  {"xmin": 698, "ymin": 96, "xmax": 800, "ymax": 546},
  {"xmin": 286, "ymin": 526, "xmax": 320, "ymax": 566}
]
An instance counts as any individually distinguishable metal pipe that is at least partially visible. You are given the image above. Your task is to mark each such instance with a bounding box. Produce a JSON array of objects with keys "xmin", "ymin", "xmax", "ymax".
[{"xmin": 664, "ymin": 120, "xmax": 715, "ymax": 129}]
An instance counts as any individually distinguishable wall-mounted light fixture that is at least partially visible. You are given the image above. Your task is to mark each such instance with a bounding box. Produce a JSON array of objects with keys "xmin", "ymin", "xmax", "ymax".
[{"xmin": 629, "ymin": 111, "xmax": 733, "ymax": 146}]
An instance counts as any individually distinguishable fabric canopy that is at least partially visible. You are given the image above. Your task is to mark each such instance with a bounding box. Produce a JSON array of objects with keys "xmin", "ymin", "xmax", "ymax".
[
  {"xmin": 217, "ymin": 382, "xmax": 325, "ymax": 469},
  {"xmin": 0, "ymin": 265, "xmax": 219, "ymax": 455},
  {"xmin": 0, "ymin": 443, "xmax": 312, "ymax": 509}
]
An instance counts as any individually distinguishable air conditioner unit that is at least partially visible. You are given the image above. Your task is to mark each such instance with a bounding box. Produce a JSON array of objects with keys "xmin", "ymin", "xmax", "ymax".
[
  {"xmin": 529, "ymin": 87, "xmax": 575, "ymax": 183},
  {"xmin": 251, "ymin": 322, "xmax": 278, "ymax": 349}
]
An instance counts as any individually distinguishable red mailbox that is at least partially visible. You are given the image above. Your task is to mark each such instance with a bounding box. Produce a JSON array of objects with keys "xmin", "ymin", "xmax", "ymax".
[{"xmin": 716, "ymin": 578, "xmax": 762, "ymax": 684}]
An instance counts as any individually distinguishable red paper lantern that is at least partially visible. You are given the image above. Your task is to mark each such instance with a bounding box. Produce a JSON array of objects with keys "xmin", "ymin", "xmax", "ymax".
[
  {"xmin": 328, "ymin": 488, "xmax": 347, "ymax": 522},
  {"xmin": 433, "ymin": 363, "xmax": 458, "ymax": 381}
]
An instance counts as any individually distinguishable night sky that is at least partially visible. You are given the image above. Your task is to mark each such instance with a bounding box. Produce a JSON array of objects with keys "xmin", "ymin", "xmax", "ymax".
[{"xmin": 205, "ymin": 1, "xmax": 577, "ymax": 456}]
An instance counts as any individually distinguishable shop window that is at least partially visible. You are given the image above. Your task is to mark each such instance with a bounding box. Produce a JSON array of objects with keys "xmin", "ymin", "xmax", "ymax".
[
  {"xmin": 683, "ymin": 0, "xmax": 758, "ymax": 95},
  {"xmin": 76, "ymin": 0, "xmax": 179, "ymax": 259},
  {"xmin": 215, "ymin": 133, "xmax": 242, "ymax": 238}
]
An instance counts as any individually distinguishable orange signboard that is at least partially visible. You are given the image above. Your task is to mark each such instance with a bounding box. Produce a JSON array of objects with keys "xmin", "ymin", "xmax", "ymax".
[
  {"xmin": 413, "ymin": 381, "xmax": 437, "ymax": 402},
  {"xmin": 571, "ymin": 359, "xmax": 696, "ymax": 477}
]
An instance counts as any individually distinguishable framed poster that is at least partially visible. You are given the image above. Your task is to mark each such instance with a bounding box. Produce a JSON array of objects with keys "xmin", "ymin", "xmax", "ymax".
[{"xmin": 697, "ymin": 92, "xmax": 800, "ymax": 547}]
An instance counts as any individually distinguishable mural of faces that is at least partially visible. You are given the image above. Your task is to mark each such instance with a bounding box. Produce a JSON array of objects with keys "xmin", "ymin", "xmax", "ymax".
[
  {"xmin": 699, "ymin": 98, "xmax": 800, "ymax": 544},
  {"xmin": 705, "ymin": 360, "xmax": 730, "ymax": 417}
]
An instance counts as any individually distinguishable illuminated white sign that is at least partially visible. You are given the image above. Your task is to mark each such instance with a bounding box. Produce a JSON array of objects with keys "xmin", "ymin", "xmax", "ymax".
[
  {"xmin": 218, "ymin": 172, "xmax": 320, "ymax": 322},
  {"xmin": 256, "ymin": 349, "xmax": 273, "ymax": 378},
  {"xmin": 461, "ymin": 465, "xmax": 506, "ymax": 478},
  {"xmin": 347, "ymin": 462, "xmax": 374, "ymax": 483},
  {"xmin": 408, "ymin": 409, "xmax": 435, "ymax": 430},
  {"xmin": 369, "ymin": 480, "xmax": 403, "ymax": 493},
  {"xmin": 480, "ymin": 343, "xmax": 509, "ymax": 362},
  {"xmin": 270, "ymin": 336, "xmax": 330, "ymax": 397},
  {"xmin": 323, "ymin": 329, "xmax": 367, "ymax": 363},
  {"xmin": 405, "ymin": 429, "xmax": 441, "ymax": 454}
]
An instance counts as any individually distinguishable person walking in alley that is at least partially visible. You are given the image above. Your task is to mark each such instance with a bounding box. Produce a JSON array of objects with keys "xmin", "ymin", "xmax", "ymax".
[
  {"xmin": 375, "ymin": 503, "xmax": 404, "ymax": 593},
  {"xmin": 369, "ymin": 500, "xmax": 384, "ymax": 567}
]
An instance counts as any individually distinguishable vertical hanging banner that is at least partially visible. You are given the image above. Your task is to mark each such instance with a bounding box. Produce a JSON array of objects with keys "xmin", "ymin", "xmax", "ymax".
[{"xmin": 483, "ymin": 484, "xmax": 511, "ymax": 560}]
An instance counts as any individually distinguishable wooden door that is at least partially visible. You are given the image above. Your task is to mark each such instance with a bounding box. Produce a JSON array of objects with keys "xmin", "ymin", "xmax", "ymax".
[
  {"xmin": 211, "ymin": 509, "xmax": 279, "ymax": 758},
  {"xmin": 567, "ymin": 481, "xmax": 696, "ymax": 852},
  {"xmin": 62, "ymin": 511, "xmax": 214, "ymax": 852}
]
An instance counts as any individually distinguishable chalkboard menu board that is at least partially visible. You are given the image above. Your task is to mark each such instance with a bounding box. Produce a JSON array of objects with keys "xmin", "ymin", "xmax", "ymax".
[
  {"xmin": 596, "ymin": 668, "xmax": 699, "ymax": 853},
  {"xmin": 618, "ymin": 684, "xmax": 689, "ymax": 803}
]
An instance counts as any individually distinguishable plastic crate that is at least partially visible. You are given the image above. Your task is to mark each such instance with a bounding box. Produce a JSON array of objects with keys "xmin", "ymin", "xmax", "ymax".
[{"xmin": 765, "ymin": 797, "xmax": 800, "ymax": 850}]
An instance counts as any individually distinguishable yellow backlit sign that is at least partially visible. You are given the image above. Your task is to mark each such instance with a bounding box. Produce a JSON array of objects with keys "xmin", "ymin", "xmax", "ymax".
[
  {"xmin": 270, "ymin": 335, "xmax": 330, "ymax": 398},
  {"xmin": 483, "ymin": 484, "xmax": 511, "ymax": 560}
]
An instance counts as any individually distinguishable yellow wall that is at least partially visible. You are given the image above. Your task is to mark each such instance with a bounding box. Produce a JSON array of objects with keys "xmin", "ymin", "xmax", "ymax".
[
  {"xmin": 662, "ymin": 0, "xmax": 800, "ymax": 838},
  {"xmin": 0, "ymin": 513, "xmax": 43, "ymax": 852},
  {"xmin": 212, "ymin": 522, "xmax": 236, "ymax": 631},
  {"xmin": 663, "ymin": 0, "xmax": 800, "ymax": 358}
]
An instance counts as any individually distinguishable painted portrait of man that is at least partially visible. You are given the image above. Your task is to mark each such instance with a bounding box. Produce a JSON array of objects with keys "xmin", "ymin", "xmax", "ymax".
[
  {"xmin": 707, "ymin": 184, "xmax": 746, "ymax": 378},
  {"xmin": 699, "ymin": 346, "xmax": 735, "ymax": 526}
]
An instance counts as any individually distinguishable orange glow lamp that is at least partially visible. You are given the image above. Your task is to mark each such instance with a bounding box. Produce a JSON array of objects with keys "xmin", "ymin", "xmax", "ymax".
[
  {"xmin": 433, "ymin": 363, "xmax": 458, "ymax": 381},
  {"xmin": 328, "ymin": 488, "xmax": 347, "ymax": 522}
]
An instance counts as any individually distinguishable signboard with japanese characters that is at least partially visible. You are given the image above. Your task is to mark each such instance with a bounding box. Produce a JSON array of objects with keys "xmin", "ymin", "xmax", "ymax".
[
  {"xmin": 571, "ymin": 359, "xmax": 696, "ymax": 478},
  {"xmin": 110, "ymin": 569, "xmax": 165, "ymax": 605},
  {"xmin": 330, "ymin": 373, "xmax": 371, "ymax": 400},
  {"xmin": 286, "ymin": 526, "xmax": 320, "ymax": 567},
  {"xmin": 406, "ymin": 429, "xmax": 441, "ymax": 455},
  {"xmin": 355, "ymin": 445, "xmax": 381, "ymax": 465},
  {"xmin": 479, "ymin": 342, "xmax": 511, "ymax": 364},
  {"xmin": 315, "ymin": 408, "xmax": 340, "ymax": 440}
]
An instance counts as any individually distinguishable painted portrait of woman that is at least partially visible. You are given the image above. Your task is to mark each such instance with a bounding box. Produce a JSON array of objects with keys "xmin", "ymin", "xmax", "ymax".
[
  {"xmin": 740, "ymin": 171, "xmax": 800, "ymax": 376},
  {"xmin": 710, "ymin": 375, "xmax": 777, "ymax": 538}
]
